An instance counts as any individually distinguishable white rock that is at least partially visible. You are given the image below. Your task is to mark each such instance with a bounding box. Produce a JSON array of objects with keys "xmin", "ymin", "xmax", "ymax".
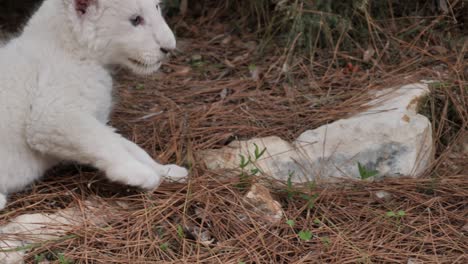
[
  {"xmin": 202, "ymin": 136, "xmax": 301, "ymax": 180},
  {"xmin": 0, "ymin": 199, "xmax": 109, "ymax": 264},
  {"xmin": 201, "ymin": 83, "xmax": 433, "ymax": 183},
  {"xmin": 0, "ymin": 211, "xmax": 75, "ymax": 264},
  {"xmin": 462, "ymin": 223, "xmax": 468, "ymax": 235}
]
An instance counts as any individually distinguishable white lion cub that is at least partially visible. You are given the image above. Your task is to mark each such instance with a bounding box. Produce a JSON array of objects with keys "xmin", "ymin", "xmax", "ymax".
[{"xmin": 0, "ymin": 0, "xmax": 189, "ymax": 210}]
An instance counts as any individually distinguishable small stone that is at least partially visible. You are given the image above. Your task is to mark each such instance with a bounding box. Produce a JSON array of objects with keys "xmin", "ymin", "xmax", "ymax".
[
  {"xmin": 249, "ymin": 64, "xmax": 260, "ymax": 81},
  {"xmin": 191, "ymin": 54, "xmax": 202, "ymax": 62},
  {"xmin": 185, "ymin": 225, "xmax": 215, "ymax": 246},
  {"xmin": 173, "ymin": 66, "xmax": 191, "ymax": 77},
  {"xmin": 363, "ymin": 48, "xmax": 375, "ymax": 62},
  {"xmin": 220, "ymin": 88, "xmax": 228, "ymax": 100},
  {"xmin": 244, "ymin": 41, "xmax": 257, "ymax": 51},
  {"xmin": 407, "ymin": 258, "xmax": 424, "ymax": 264},
  {"xmin": 243, "ymin": 184, "xmax": 283, "ymax": 224},
  {"xmin": 115, "ymin": 200, "xmax": 130, "ymax": 210},
  {"xmin": 373, "ymin": 190, "xmax": 393, "ymax": 201},
  {"xmin": 221, "ymin": 35, "xmax": 232, "ymax": 45},
  {"xmin": 462, "ymin": 223, "xmax": 468, "ymax": 234}
]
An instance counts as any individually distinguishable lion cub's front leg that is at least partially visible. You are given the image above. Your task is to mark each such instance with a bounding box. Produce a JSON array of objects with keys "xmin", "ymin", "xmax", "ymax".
[
  {"xmin": 26, "ymin": 110, "xmax": 185, "ymax": 190},
  {"xmin": 119, "ymin": 138, "xmax": 188, "ymax": 182}
]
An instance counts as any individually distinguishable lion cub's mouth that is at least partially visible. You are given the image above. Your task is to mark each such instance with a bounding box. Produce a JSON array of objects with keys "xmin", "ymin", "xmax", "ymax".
[{"xmin": 128, "ymin": 58, "xmax": 159, "ymax": 68}]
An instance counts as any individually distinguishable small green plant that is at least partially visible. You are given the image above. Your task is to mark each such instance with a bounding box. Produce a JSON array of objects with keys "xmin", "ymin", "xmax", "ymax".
[
  {"xmin": 320, "ymin": 236, "xmax": 331, "ymax": 247},
  {"xmin": 357, "ymin": 162, "xmax": 378, "ymax": 180},
  {"xmin": 386, "ymin": 210, "xmax": 406, "ymax": 218},
  {"xmin": 135, "ymin": 83, "xmax": 145, "ymax": 90},
  {"xmin": 57, "ymin": 253, "xmax": 72, "ymax": 264},
  {"xmin": 155, "ymin": 226, "xmax": 165, "ymax": 237},
  {"xmin": 237, "ymin": 143, "xmax": 267, "ymax": 189},
  {"xmin": 248, "ymin": 64, "xmax": 257, "ymax": 72},
  {"xmin": 298, "ymin": 230, "xmax": 312, "ymax": 241},
  {"xmin": 286, "ymin": 171, "xmax": 298, "ymax": 200},
  {"xmin": 160, "ymin": 242, "xmax": 169, "ymax": 251},
  {"xmin": 286, "ymin": 218, "xmax": 314, "ymax": 242},
  {"xmin": 190, "ymin": 54, "xmax": 204, "ymax": 68},
  {"xmin": 239, "ymin": 154, "xmax": 249, "ymax": 169},
  {"xmin": 253, "ymin": 143, "xmax": 266, "ymax": 160},
  {"xmin": 386, "ymin": 210, "xmax": 406, "ymax": 229},
  {"xmin": 238, "ymin": 154, "xmax": 252, "ymax": 189},
  {"xmin": 176, "ymin": 225, "xmax": 185, "ymax": 239},
  {"xmin": 285, "ymin": 171, "xmax": 318, "ymax": 209},
  {"xmin": 300, "ymin": 193, "xmax": 319, "ymax": 209},
  {"xmin": 34, "ymin": 253, "xmax": 46, "ymax": 263}
]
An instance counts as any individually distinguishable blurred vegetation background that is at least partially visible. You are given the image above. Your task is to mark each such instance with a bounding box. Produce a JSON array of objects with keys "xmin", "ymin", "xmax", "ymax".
[
  {"xmin": 1, "ymin": 0, "xmax": 466, "ymax": 75},
  {"xmin": 160, "ymin": 0, "xmax": 466, "ymax": 58}
]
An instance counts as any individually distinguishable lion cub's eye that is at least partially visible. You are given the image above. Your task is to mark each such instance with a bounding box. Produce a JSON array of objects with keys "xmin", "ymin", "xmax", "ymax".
[{"xmin": 130, "ymin": 15, "xmax": 144, "ymax": 27}]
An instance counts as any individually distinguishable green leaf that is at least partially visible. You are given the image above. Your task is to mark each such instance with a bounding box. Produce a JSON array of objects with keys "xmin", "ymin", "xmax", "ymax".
[
  {"xmin": 160, "ymin": 242, "xmax": 169, "ymax": 251},
  {"xmin": 190, "ymin": 54, "xmax": 204, "ymax": 68},
  {"xmin": 313, "ymin": 218, "xmax": 321, "ymax": 225},
  {"xmin": 397, "ymin": 210, "xmax": 406, "ymax": 217},
  {"xmin": 298, "ymin": 230, "xmax": 312, "ymax": 241},
  {"xmin": 253, "ymin": 143, "xmax": 267, "ymax": 160},
  {"xmin": 358, "ymin": 162, "xmax": 379, "ymax": 179},
  {"xmin": 250, "ymin": 168, "xmax": 260, "ymax": 175},
  {"xmin": 57, "ymin": 253, "xmax": 72, "ymax": 264},
  {"xmin": 286, "ymin": 171, "xmax": 299, "ymax": 201},
  {"xmin": 299, "ymin": 193, "xmax": 318, "ymax": 209},
  {"xmin": 308, "ymin": 181, "xmax": 316, "ymax": 191},
  {"xmin": 287, "ymin": 171, "xmax": 294, "ymax": 187},
  {"xmin": 135, "ymin": 84, "xmax": 145, "ymax": 90},
  {"xmin": 286, "ymin": 219, "xmax": 295, "ymax": 227},
  {"xmin": 386, "ymin": 211, "xmax": 396, "ymax": 217},
  {"xmin": 34, "ymin": 254, "xmax": 46, "ymax": 263},
  {"xmin": 176, "ymin": 225, "xmax": 185, "ymax": 239},
  {"xmin": 321, "ymin": 236, "xmax": 331, "ymax": 247},
  {"xmin": 239, "ymin": 154, "xmax": 250, "ymax": 169}
]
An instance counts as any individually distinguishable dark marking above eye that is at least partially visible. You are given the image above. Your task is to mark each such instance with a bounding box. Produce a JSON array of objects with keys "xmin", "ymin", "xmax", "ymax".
[{"xmin": 156, "ymin": 2, "xmax": 164, "ymax": 11}]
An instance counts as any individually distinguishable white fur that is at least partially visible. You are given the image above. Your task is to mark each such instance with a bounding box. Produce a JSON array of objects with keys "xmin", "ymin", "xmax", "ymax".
[{"xmin": 0, "ymin": 0, "xmax": 188, "ymax": 210}]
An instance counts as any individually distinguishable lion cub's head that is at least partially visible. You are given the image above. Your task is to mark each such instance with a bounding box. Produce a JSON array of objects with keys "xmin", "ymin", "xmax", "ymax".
[{"xmin": 66, "ymin": 0, "xmax": 176, "ymax": 75}]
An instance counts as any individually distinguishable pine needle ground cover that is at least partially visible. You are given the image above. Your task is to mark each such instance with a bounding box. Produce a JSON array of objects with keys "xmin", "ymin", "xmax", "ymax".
[{"xmin": 0, "ymin": 1, "xmax": 466, "ymax": 263}]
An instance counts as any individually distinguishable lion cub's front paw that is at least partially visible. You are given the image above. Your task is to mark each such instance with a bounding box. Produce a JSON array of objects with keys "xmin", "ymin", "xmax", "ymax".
[
  {"xmin": 161, "ymin": 164, "xmax": 189, "ymax": 182},
  {"xmin": 107, "ymin": 161, "xmax": 162, "ymax": 190}
]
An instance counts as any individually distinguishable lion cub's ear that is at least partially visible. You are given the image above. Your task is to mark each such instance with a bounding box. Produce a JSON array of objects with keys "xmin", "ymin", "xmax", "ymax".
[{"xmin": 74, "ymin": 0, "xmax": 98, "ymax": 16}]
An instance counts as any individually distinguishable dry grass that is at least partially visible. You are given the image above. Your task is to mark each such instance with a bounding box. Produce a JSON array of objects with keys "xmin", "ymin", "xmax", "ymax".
[{"xmin": 1, "ymin": 9, "xmax": 467, "ymax": 264}]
